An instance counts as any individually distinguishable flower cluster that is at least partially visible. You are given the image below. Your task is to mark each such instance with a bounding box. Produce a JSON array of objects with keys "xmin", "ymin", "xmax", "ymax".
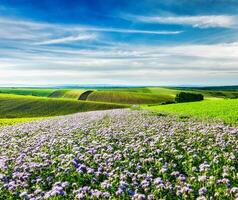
[{"xmin": 0, "ymin": 109, "xmax": 237, "ymax": 199}]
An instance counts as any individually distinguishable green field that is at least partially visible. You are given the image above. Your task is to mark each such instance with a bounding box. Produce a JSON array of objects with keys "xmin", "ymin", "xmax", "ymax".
[
  {"xmin": 1, "ymin": 86, "xmax": 238, "ymax": 103},
  {"xmin": 48, "ymin": 89, "xmax": 86, "ymax": 99},
  {"xmin": 0, "ymin": 94, "xmax": 128, "ymax": 126},
  {"xmin": 0, "ymin": 88, "xmax": 55, "ymax": 97},
  {"xmin": 86, "ymin": 87, "xmax": 238, "ymax": 104},
  {"xmin": 174, "ymin": 87, "xmax": 238, "ymax": 99},
  {"xmin": 87, "ymin": 90, "xmax": 174, "ymax": 104},
  {"xmin": 1, "ymin": 86, "xmax": 238, "ymax": 126},
  {"xmin": 48, "ymin": 87, "xmax": 176, "ymax": 104},
  {"xmin": 149, "ymin": 87, "xmax": 238, "ymax": 99},
  {"xmin": 0, "ymin": 86, "xmax": 238, "ymax": 199},
  {"xmin": 0, "ymin": 117, "xmax": 45, "ymax": 126},
  {"xmin": 144, "ymin": 98, "xmax": 238, "ymax": 125}
]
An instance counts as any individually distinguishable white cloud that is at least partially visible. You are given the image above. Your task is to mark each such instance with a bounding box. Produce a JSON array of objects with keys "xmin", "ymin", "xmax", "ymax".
[
  {"xmin": 1, "ymin": 42, "xmax": 238, "ymax": 73},
  {"xmin": 133, "ymin": 15, "xmax": 237, "ymax": 28},
  {"xmin": 0, "ymin": 17, "xmax": 238, "ymax": 85},
  {"xmin": 0, "ymin": 17, "xmax": 182, "ymax": 44},
  {"xmin": 77, "ymin": 27, "xmax": 182, "ymax": 35},
  {"xmin": 35, "ymin": 34, "xmax": 97, "ymax": 45}
]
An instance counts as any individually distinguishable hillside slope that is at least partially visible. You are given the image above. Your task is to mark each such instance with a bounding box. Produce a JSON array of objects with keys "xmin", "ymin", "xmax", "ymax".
[
  {"xmin": 0, "ymin": 94, "xmax": 128, "ymax": 118},
  {"xmin": 48, "ymin": 89, "xmax": 86, "ymax": 99},
  {"xmin": 0, "ymin": 88, "xmax": 55, "ymax": 97},
  {"xmin": 87, "ymin": 90, "xmax": 174, "ymax": 104},
  {"xmin": 144, "ymin": 99, "xmax": 238, "ymax": 125}
]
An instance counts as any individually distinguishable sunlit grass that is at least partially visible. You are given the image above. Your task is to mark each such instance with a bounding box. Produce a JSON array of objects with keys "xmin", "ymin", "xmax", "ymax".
[
  {"xmin": 0, "ymin": 117, "xmax": 45, "ymax": 126},
  {"xmin": 0, "ymin": 88, "xmax": 55, "ymax": 97},
  {"xmin": 87, "ymin": 90, "xmax": 174, "ymax": 104},
  {"xmin": 0, "ymin": 93, "xmax": 128, "ymax": 119},
  {"xmin": 143, "ymin": 99, "xmax": 238, "ymax": 125}
]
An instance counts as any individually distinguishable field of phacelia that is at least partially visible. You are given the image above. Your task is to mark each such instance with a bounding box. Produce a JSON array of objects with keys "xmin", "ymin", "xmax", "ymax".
[{"xmin": 0, "ymin": 109, "xmax": 237, "ymax": 199}]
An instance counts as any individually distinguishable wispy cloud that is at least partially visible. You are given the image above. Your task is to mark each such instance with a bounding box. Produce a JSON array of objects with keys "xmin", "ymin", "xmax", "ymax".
[
  {"xmin": 1, "ymin": 42, "xmax": 238, "ymax": 78},
  {"xmin": 0, "ymin": 17, "xmax": 182, "ymax": 45},
  {"xmin": 132, "ymin": 15, "xmax": 237, "ymax": 28},
  {"xmin": 76, "ymin": 27, "xmax": 182, "ymax": 35},
  {"xmin": 0, "ymin": 16, "xmax": 238, "ymax": 85},
  {"xmin": 35, "ymin": 34, "xmax": 97, "ymax": 45}
]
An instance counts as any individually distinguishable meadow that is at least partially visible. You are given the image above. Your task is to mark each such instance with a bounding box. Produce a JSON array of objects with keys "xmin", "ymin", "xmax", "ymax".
[
  {"xmin": 0, "ymin": 86, "xmax": 237, "ymax": 199},
  {"xmin": 86, "ymin": 90, "xmax": 174, "ymax": 104},
  {"xmin": 48, "ymin": 89, "xmax": 86, "ymax": 99},
  {"xmin": 0, "ymin": 88, "xmax": 55, "ymax": 97},
  {"xmin": 1, "ymin": 86, "xmax": 238, "ymax": 126},
  {"xmin": 0, "ymin": 93, "xmax": 128, "ymax": 126},
  {"xmin": 144, "ymin": 99, "xmax": 238, "ymax": 125}
]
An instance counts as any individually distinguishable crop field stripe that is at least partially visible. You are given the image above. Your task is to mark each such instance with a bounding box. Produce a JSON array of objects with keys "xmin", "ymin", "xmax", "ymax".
[
  {"xmin": 0, "ymin": 94, "xmax": 129, "ymax": 119},
  {"xmin": 143, "ymin": 99, "xmax": 238, "ymax": 125}
]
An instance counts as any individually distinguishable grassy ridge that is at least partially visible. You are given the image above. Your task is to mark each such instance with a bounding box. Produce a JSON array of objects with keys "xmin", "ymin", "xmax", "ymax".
[
  {"xmin": 148, "ymin": 87, "xmax": 238, "ymax": 99},
  {"xmin": 87, "ymin": 90, "xmax": 174, "ymax": 104},
  {"xmin": 0, "ymin": 94, "xmax": 128, "ymax": 119},
  {"xmin": 173, "ymin": 87, "xmax": 238, "ymax": 99},
  {"xmin": 106, "ymin": 87, "xmax": 152, "ymax": 93},
  {"xmin": 48, "ymin": 89, "xmax": 86, "ymax": 99},
  {"xmin": 144, "ymin": 99, "xmax": 238, "ymax": 125},
  {"xmin": 1, "ymin": 87, "xmax": 238, "ymax": 103},
  {"xmin": 0, "ymin": 88, "xmax": 55, "ymax": 97},
  {"xmin": 148, "ymin": 87, "xmax": 181, "ymax": 97}
]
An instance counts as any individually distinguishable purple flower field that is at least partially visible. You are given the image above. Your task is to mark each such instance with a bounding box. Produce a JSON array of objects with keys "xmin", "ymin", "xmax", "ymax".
[{"xmin": 0, "ymin": 109, "xmax": 237, "ymax": 199}]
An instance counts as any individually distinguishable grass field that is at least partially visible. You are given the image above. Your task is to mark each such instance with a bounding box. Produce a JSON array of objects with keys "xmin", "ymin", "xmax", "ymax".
[
  {"xmin": 48, "ymin": 89, "xmax": 86, "ymax": 99},
  {"xmin": 0, "ymin": 94, "xmax": 128, "ymax": 125},
  {"xmin": 148, "ymin": 87, "xmax": 181, "ymax": 96},
  {"xmin": 0, "ymin": 117, "xmax": 45, "ymax": 126},
  {"xmin": 87, "ymin": 90, "xmax": 174, "ymax": 104},
  {"xmin": 1, "ymin": 86, "xmax": 238, "ymax": 103},
  {"xmin": 0, "ymin": 88, "xmax": 55, "ymax": 97},
  {"xmin": 149, "ymin": 87, "xmax": 238, "ymax": 99},
  {"xmin": 144, "ymin": 98, "xmax": 238, "ymax": 125},
  {"xmin": 175, "ymin": 87, "xmax": 238, "ymax": 99},
  {"xmin": 1, "ymin": 87, "xmax": 238, "ymax": 126},
  {"xmin": 86, "ymin": 87, "xmax": 238, "ymax": 104}
]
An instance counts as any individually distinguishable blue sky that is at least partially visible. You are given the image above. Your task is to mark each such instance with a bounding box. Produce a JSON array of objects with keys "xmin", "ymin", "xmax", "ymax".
[{"xmin": 0, "ymin": 0, "xmax": 238, "ymax": 86}]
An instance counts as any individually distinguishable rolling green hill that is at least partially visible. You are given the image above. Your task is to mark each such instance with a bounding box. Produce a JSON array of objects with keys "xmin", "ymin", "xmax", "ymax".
[
  {"xmin": 143, "ymin": 98, "xmax": 238, "ymax": 125},
  {"xmin": 86, "ymin": 90, "xmax": 174, "ymax": 104},
  {"xmin": 0, "ymin": 88, "xmax": 55, "ymax": 97},
  {"xmin": 0, "ymin": 87, "xmax": 179, "ymax": 105},
  {"xmin": 172, "ymin": 87, "xmax": 238, "ymax": 99},
  {"xmin": 148, "ymin": 87, "xmax": 181, "ymax": 97},
  {"xmin": 0, "ymin": 94, "xmax": 128, "ymax": 119},
  {"xmin": 48, "ymin": 89, "xmax": 86, "ymax": 99},
  {"xmin": 1, "ymin": 86, "xmax": 238, "ymax": 107}
]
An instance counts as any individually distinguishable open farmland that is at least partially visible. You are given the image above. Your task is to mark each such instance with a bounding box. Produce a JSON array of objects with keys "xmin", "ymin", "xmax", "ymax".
[
  {"xmin": 0, "ymin": 109, "xmax": 237, "ymax": 199},
  {"xmin": 1, "ymin": 87, "xmax": 238, "ymax": 104},
  {"xmin": 1, "ymin": 86, "xmax": 238, "ymax": 127},
  {"xmin": 46, "ymin": 87, "xmax": 177, "ymax": 104},
  {"xmin": 0, "ymin": 94, "xmax": 128, "ymax": 126},
  {"xmin": 144, "ymin": 99, "xmax": 238, "ymax": 125},
  {"xmin": 2, "ymin": 1, "xmax": 238, "ymax": 199},
  {"xmin": 173, "ymin": 87, "xmax": 238, "ymax": 99},
  {"xmin": 0, "ymin": 88, "xmax": 55, "ymax": 97},
  {"xmin": 48, "ymin": 89, "xmax": 87, "ymax": 99},
  {"xmin": 86, "ymin": 90, "xmax": 174, "ymax": 104}
]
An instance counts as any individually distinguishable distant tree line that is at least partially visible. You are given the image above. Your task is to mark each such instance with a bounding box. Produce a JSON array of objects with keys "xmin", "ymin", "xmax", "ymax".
[{"xmin": 175, "ymin": 92, "xmax": 204, "ymax": 103}]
